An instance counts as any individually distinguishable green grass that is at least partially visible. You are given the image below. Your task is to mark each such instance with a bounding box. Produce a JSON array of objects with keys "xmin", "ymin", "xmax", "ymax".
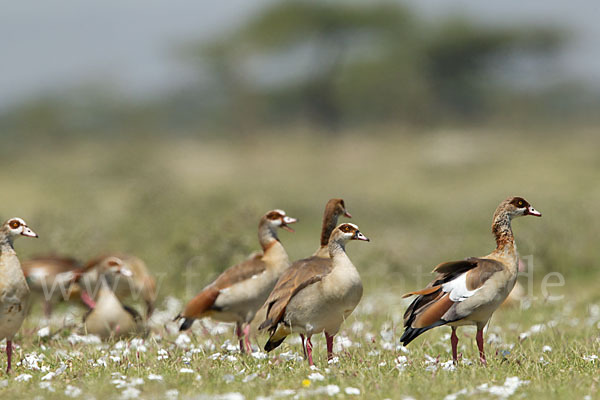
[{"xmin": 1, "ymin": 128, "xmax": 599, "ymax": 399}]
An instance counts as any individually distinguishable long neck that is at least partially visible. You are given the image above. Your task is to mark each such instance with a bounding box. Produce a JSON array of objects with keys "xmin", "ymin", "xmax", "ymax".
[
  {"xmin": 492, "ymin": 211, "xmax": 515, "ymax": 252},
  {"xmin": 320, "ymin": 208, "xmax": 339, "ymax": 247},
  {"xmin": 328, "ymin": 238, "xmax": 347, "ymax": 258},
  {"xmin": 0, "ymin": 233, "xmax": 15, "ymax": 254},
  {"xmin": 258, "ymin": 220, "xmax": 279, "ymax": 252}
]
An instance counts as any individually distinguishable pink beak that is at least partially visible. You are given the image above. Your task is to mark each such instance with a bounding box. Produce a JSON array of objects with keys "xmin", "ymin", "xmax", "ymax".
[{"xmin": 527, "ymin": 206, "xmax": 542, "ymax": 217}]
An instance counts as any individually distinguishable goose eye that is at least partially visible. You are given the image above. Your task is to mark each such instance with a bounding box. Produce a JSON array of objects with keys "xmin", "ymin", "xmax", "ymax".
[
  {"xmin": 518, "ymin": 201, "xmax": 523, "ymax": 207},
  {"xmin": 9, "ymin": 220, "xmax": 20, "ymax": 229}
]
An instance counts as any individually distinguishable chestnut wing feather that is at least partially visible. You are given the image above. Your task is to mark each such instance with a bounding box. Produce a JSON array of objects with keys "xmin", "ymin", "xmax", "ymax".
[
  {"xmin": 259, "ymin": 256, "xmax": 333, "ymax": 331},
  {"xmin": 182, "ymin": 257, "xmax": 267, "ymax": 318},
  {"xmin": 403, "ymin": 258, "xmax": 504, "ymax": 331}
]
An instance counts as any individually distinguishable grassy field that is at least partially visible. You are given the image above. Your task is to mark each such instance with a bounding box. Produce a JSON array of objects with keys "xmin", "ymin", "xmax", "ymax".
[{"xmin": 1, "ymin": 128, "xmax": 599, "ymax": 399}]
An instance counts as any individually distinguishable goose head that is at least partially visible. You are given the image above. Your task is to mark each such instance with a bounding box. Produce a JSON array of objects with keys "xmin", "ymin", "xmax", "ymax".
[
  {"xmin": 2, "ymin": 217, "xmax": 38, "ymax": 239},
  {"xmin": 330, "ymin": 223, "xmax": 370, "ymax": 244},
  {"xmin": 264, "ymin": 209, "xmax": 298, "ymax": 233},
  {"xmin": 496, "ymin": 197, "xmax": 542, "ymax": 220},
  {"xmin": 326, "ymin": 198, "xmax": 352, "ymax": 219}
]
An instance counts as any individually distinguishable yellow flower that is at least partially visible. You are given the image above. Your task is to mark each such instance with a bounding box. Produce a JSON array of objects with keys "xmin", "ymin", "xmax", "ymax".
[{"xmin": 302, "ymin": 379, "xmax": 311, "ymax": 388}]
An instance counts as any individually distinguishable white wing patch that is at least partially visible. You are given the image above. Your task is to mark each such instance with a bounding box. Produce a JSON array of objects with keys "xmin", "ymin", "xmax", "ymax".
[{"xmin": 442, "ymin": 273, "xmax": 479, "ymax": 302}]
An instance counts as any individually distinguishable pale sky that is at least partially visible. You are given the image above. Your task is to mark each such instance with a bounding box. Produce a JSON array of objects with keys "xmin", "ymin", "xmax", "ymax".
[{"xmin": 1, "ymin": 0, "xmax": 598, "ymax": 110}]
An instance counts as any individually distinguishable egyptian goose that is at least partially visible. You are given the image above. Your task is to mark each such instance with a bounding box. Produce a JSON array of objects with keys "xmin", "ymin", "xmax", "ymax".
[
  {"xmin": 75, "ymin": 267, "xmax": 145, "ymax": 339},
  {"xmin": 21, "ymin": 255, "xmax": 82, "ymax": 317},
  {"xmin": 80, "ymin": 254, "xmax": 156, "ymax": 319},
  {"xmin": 0, "ymin": 217, "xmax": 38, "ymax": 373},
  {"xmin": 253, "ymin": 198, "xmax": 351, "ymax": 354},
  {"xmin": 401, "ymin": 196, "xmax": 541, "ymax": 365},
  {"xmin": 176, "ymin": 209, "xmax": 297, "ymax": 353},
  {"xmin": 259, "ymin": 223, "xmax": 369, "ymax": 365}
]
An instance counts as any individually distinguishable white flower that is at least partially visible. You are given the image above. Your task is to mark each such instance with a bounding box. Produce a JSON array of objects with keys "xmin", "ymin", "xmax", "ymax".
[
  {"xmin": 165, "ymin": 389, "xmax": 179, "ymax": 400},
  {"xmin": 214, "ymin": 393, "xmax": 245, "ymax": 400},
  {"xmin": 148, "ymin": 374, "xmax": 163, "ymax": 381},
  {"xmin": 157, "ymin": 348, "xmax": 169, "ymax": 360},
  {"xmin": 243, "ymin": 373, "xmax": 258, "ymax": 383},
  {"xmin": 583, "ymin": 355, "xmax": 598, "ymax": 362},
  {"xmin": 345, "ymin": 387, "xmax": 361, "ymax": 395},
  {"xmin": 440, "ymin": 360, "xmax": 456, "ymax": 371},
  {"xmin": 320, "ymin": 385, "xmax": 340, "ymax": 396},
  {"xmin": 251, "ymin": 352, "xmax": 268, "ymax": 360},
  {"xmin": 41, "ymin": 372, "xmax": 56, "ymax": 381},
  {"xmin": 120, "ymin": 387, "xmax": 141, "ymax": 399},
  {"xmin": 23, "ymin": 352, "xmax": 44, "ymax": 370},
  {"xmin": 67, "ymin": 334, "xmax": 101, "ymax": 345},
  {"xmin": 39, "ymin": 381, "xmax": 55, "ymax": 392},
  {"xmin": 175, "ymin": 334, "xmax": 191, "ymax": 349},
  {"xmin": 37, "ymin": 327, "xmax": 50, "ymax": 338},
  {"xmin": 444, "ymin": 388, "xmax": 468, "ymax": 400},
  {"xmin": 65, "ymin": 385, "xmax": 82, "ymax": 398},
  {"xmin": 130, "ymin": 378, "xmax": 144, "ymax": 386},
  {"xmin": 542, "ymin": 345, "xmax": 552, "ymax": 352},
  {"xmin": 327, "ymin": 356, "xmax": 339, "ymax": 365},
  {"xmin": 15, "ymin": 374, "xmax": 33, "ymax": 382},
  {"xmin": 180, "ymin": 368, "xmax": 194, "ymax": 373},
  {"xmin": 487, "ymin": 376, "xmax": 529, "ymax": 398},
  {"xmin": 111, "ymin": 379, "xmax": 128, "ymax": 389},
  {"xmin": 395, "ymin": 355, "xmax": 409, "ymax": 371},
  {"xmin": 308, "ymin": 372, "xmax": 325, "ymax": 381}
]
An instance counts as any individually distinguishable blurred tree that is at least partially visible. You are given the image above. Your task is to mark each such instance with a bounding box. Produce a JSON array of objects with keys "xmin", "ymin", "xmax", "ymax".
[{"xmin": 184, "ymin": 1, "xmax": 563, "ymax": 130}]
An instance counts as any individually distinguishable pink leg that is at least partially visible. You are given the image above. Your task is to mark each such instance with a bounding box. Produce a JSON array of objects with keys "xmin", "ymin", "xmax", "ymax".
[
  {"xmin": 6, "ymin": 340, "xmax": 12, "ymax": 374},
  {"xmin": 451, "ymin": 327, "xmax": 459, "ymax": 364},
  {"xmin": 476, "ymin": 328, "xmax": 487, "ymax": 365},
  {"xmin": 325, "ymin": 332, "xmax": 334, "ymax": 361},
  {"xmin": 306, "ymin": 336, "xmax": 314, "ymax": 366},
  {"xmin": 80, "ymin": 292, "xmax": 96, "ymax": 309},
  {"xmin": 300, "ymin": 334, "xmax": 307, "ymax": 359},
  {"xmin": 236, "ymin": 323, "xmax": 244, "ymax": 353},
  {"xmin": 242, "ymin": 324, "xmax": 252, "ymax": 353}
]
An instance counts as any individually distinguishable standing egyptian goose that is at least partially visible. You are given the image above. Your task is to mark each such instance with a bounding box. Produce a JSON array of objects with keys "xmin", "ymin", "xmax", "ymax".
[
  {"xmin": 401, "ymin": 197, "xmax": 541, "ymax": 365},
  {"xmin": 253, "ymin": 198, "xmax": 351, "ymax": 354},
  {"xmin": 177, "ymin": 209, "xmax": 297, "ymax": 353},
  {"xmin": 0, "ymin": 218, "xmax": 38, "ymax": 373},
  {"xmin": 80, "ymin": 254, "xmax": 156, "ymax": 319},
  {"xmin": 260, "ymin": 223, "xmax": 369, "ymax": 365},
  {"xmin": 75, "ymin": 267, "xmax": 145, "ymax": 339},
  {"xmin": 22, "ymin": 255, "xmax": 82, "ymax": 317}
]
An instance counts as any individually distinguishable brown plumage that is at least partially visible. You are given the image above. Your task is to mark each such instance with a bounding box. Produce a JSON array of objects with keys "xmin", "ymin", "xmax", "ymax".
[
  {"xmin": 317, "ymin": 199, "xmax": 352, "ymax": 253},
  {"xmin": 260, "ymin": 223, "xmax": 369, "ymax": 365},
  {"xmin": 177, "ymin": 209, "xmax": 297, "ymax": 353},
  {"xmin": 401, "ymin": 196, "xmax": 541, "ymax": 365},
  {"xmin": 259, "ymin": 256, "xmax": 333, "ymax": 332},
  {"xmin": 182, "ymin": 256, "xmax": 267, "ymax": 319},
  {"xmin": 251, "ymin": 198, "xmax": 351, "ymax": 350}
]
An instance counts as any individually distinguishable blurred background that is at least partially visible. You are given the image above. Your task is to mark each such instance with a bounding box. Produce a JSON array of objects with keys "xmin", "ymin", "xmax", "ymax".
[{"xmin": 1, "ymin": 0, "xmax": 599, "ymax": 304}]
